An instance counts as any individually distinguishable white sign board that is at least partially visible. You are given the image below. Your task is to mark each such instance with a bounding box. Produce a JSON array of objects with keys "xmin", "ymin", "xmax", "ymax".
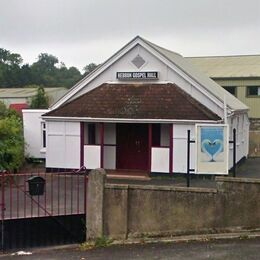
[
  {"xmin": 116, "ymin": 71, "xmax": 158, "ymax": 80},
  {"xmin": 195, "ymin": 124, "xmax": 229, "ymax": 174}
]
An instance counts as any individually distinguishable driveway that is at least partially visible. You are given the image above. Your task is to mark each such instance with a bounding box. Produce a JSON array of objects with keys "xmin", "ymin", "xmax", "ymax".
[
  {"xmin": 108, "ymin": 157, "xmax": 260, "ymax": 188},
  {"xmin": 4, "ymin": 238, "xmax": 260, "ymax": 260}
]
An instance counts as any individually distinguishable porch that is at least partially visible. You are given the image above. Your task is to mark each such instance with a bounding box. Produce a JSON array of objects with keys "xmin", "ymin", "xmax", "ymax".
[{"xmin": 80, "ymin": 122, "xmax": 173, "ymax": 175}]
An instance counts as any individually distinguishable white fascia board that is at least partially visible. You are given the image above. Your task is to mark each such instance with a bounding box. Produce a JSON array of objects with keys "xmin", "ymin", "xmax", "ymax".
[
  {"xmin": 140, "ymin": 41, "xmax": 229, "ymax": 113},
  {"xmin": 22, "ymin": 109, "xmax": 49, "ymax": 113},
  {"xmin": 50, "ymin": 37, "xmax": 142, "ymax": 110},
  {"xmin": 42, "ymin": 116, "xmax": 222, "ymax": 124}
]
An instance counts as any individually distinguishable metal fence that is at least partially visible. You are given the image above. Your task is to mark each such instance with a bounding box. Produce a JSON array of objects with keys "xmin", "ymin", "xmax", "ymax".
[{"xmin": 0, "ymin": 169, "xmax": 88, "ymax": 251}]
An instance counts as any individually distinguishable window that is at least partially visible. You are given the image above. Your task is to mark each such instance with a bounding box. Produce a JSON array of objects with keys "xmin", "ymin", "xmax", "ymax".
[
  {"xmin": 247, "ymin": 86, "xmax": 260, "ymax": 97},
  {"xmin": 88, "ymin": 124, "xmax": 96, "ymax": 145},
  {"xmin": 223, "ymin": 86, "xmax": 237, "ymax": 96},
  {"xmin": 152, "ymin": 124, "xmax": 161, "ymax": 146},
  {"xmin": 41, "ymin": 122, "xmax": 46, "ymax": 148}
]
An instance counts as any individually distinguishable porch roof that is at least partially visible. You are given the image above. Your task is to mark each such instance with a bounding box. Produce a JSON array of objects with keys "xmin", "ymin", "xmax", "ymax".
[{"xmin": 44, "ymin": 83, "xmax": 221, "ymax": 121}]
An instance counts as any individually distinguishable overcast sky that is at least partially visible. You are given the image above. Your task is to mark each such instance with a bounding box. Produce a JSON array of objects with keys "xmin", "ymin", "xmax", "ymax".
[{"xmin": 1, "ymin": 0, "xmax": 260, "ymax": 71}]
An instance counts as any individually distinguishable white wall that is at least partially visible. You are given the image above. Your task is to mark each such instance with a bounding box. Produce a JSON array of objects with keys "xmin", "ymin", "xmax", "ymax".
[
  {"xmin": 46, "ymin": 121, "xmax": 80, "ymax": 169},
  {"xmin": 44, "ymin": 119, "xmax": 248, "ymax": 172},
  {"xmin": 83, "ymin": 123, "xmax": 116, "ymax": 170},
  {"xmin": 151, "ymin": 147, "xmax": 170, "ymax": 173},
  {"xmin": 23, "ymin": 109, "xmax": 49, "ymax": 159},
  {"xmin": 172, "ymin": 118, "xmax": 248, "ymax": 174},
  {"xmin": 173, "ymin": 124, "xmax": 195, "ymax": 173},
  {"xmin": 228, "ymin": 112, "xmax": 249, "ymax": 168},
  {"xmin": 84, "ymin": 145, "xmax": 101, "ymax": 169}
]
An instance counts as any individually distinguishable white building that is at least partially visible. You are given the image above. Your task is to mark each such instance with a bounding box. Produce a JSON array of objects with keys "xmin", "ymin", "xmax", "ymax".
[
  {"xmin": 23, "ymin": 109, "xmax": 49, "ymax": 159},
  {"xmin": 23, "ymin": 36, "xmax": 249, "ymax": 174}
]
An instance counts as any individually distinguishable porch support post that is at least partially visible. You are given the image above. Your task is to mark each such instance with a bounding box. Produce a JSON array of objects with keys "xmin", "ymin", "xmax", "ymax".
[
  {"xmin": 100, "ymin": 122, "xmax": 104, "ymax": 168},
  {"xmin": 169, "ymin": 124, "xmax": 173, "ymax": 174},
  {"xmin": 80, "ymin": 122, "xmax": 84, "ymax": 167},
  {"xmin": 148, "ymin": 124, "xmax": 152, "ymax": 173}
]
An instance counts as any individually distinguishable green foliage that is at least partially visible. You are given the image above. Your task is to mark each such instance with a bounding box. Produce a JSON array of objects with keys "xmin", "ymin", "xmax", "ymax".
[
  {"xmin": 30, "ymin": 86, "xmax": 49, "ymax": 109},
  {"xmin": 83, "ymin": 63, "xmax": 98, "ymax": 76},
  {"xmin": 0, "ymin": 101, "xmax": 8, "ymax": 118},
  {"xmin": 0, "ymin": 48, "xmax": 88, "ymax": 88},
  {"xmin": 94, "ymin": 236, "xmax": 113, "ymax": 247},
  {"xmin": 80, "ymin": 236, "xmax": 113, "ymax": 251},
  {"xmin": 0, "ymin": 102, "xmax": 24, "ymax": 172}
]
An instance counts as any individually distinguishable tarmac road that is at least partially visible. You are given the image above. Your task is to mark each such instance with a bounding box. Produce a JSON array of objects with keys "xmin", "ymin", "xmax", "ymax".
[{"xmin": 3, "ymin": 238, "xmax": 260, "ymax": 260}]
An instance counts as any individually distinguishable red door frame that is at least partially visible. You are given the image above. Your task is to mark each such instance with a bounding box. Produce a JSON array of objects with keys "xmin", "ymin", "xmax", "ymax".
[
  {"xmin": 148, "ymin": 124, "xmax": 152, "ymax": 173},
  {"xmin": 169, "ymin": 124, "xmax": 173, "ymax": 174},
  {"xmin": 116, "ymin": 123, "xmax": 149, "ymax": 171},
  {"xmin": 81, "ymin": 122, "xmax": 173, "ymax": 173},
  {"xmin": 100, "ymin": 122, "xmax": 104, "ymax": 168},
  {"xmin": 80, "ymin": 122, "xmax": 84, "ymax": 167}
]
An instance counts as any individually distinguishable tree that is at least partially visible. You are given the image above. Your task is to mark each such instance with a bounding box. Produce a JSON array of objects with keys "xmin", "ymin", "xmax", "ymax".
[
  {"xmin": 30, "ymin": 86, "xmax": 49, "ymax": 109},
  {"xmin": 57, "ymin": 66, "xmax": 82, "ymax": 88},
  {"xmin": 30, "ymin": 53, "xmax": 60, "ymax": 86},
  {"xmin": 0, "ymin": 48, "xmax": 22, "ymax": 66},
  {"xmin": 33, "ymin": 53, "xmax": 59, "ymax": 71},
  {"xmin": 0, "ymin": 102, "xmax": 24, "ymax": 172},
  {"xmin": 0, "ymin": 48, "xmax": 23, "ymax": 87},
  {"xmin": 83, "ymin": 63, "xmax": 98, "ymax": 76},
  {"xmin": 0, "ymin": 48, "xmax": 100, "ymax": 88}
]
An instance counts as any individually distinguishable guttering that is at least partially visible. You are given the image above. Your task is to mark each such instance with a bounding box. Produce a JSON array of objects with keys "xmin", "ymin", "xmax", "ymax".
[
  {"xmin": 22, "ymin": 109, "xmax": 50, "ymax": 113},
  {"xmin": 42, "ymin": 116, "xmax": 222, "ymax": 124}
]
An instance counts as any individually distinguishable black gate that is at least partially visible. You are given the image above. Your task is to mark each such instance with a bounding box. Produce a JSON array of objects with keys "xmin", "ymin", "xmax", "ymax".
[{"xmin": 0, "ymin": 168, "xmax": 88, "ymax": 251}]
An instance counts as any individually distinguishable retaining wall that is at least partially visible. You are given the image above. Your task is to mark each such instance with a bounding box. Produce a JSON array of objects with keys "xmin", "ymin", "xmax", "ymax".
[{"xmin": 87, "ymin": 171, "xmax": 260, "ymax": 240}]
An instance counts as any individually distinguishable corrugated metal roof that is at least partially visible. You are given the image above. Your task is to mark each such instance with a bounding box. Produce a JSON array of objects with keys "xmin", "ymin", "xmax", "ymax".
[
  {"xmin": 187, "ymin": 55, "xmax": 260, "ymax": 78},
  {"xmin": 0, "ymin": 87, "xmax": 67, "ymax": 98},
  {"xmin": 141, "ymin": 37, "xmax": 248, "ymax": 111}
]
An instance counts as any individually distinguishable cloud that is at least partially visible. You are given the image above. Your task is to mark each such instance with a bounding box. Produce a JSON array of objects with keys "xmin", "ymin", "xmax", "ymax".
[{"xmin": 0, "ymin": 0, "xmax": 259, "ymax": 69}]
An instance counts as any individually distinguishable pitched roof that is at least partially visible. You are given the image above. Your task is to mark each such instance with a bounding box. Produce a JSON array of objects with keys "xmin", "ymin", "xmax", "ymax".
[
  {"xmin": 0, "ymin": 87, "xmax": 67, "ymax": 98},
  {"xmin": 140, "ymin": 37, "xmax": 248, "ymax": 111},
  {"xmin": 0, "ymin": 87, "xmax": 68, "ymax": 106},
  {"xmin": 44, "ymin": 83, "xmax": 220, "ymax": 121},
  {"xmin": 50, "ymin": 36, "xmax": 248, "ymax": 113},
  {"xmin": 187, "ymin": 55, "xmax": 260, "ymax": 78}
]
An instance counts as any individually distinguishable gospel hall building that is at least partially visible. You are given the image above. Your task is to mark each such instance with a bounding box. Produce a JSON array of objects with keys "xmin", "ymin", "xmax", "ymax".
[{"xmin": 23, "ymin": 36, "xmax": 250, "ymax": 174}]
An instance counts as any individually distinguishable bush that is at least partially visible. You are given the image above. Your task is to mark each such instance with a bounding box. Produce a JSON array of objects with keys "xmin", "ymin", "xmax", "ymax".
[{"xmin": 0, "ymin": 102, "xmax": 24, "ymax": 172}]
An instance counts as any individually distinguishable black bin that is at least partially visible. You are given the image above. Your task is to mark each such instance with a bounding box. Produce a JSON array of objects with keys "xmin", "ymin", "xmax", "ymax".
[{"xmin": 27, "ymin": 176, "xmax": 45, "ymax": 196}]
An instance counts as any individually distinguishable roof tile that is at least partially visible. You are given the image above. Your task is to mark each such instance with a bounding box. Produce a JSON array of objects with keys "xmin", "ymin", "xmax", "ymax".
[{"xmin": 45, "ymin": 83, "xmax": 220, "ymax": 121}]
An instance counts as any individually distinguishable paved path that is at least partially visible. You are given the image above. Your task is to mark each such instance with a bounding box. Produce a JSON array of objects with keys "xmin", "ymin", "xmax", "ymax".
[
  {"xmin": 108, "ymin": 157, "xmax": 260, "ymax": 188},
  {"xmin": 236, "ymin": 157, "xmax": 260, "ymax": 179},
  {"xmin": 4, "ymin": 238, "xmax": 260, "ymax": 259}
]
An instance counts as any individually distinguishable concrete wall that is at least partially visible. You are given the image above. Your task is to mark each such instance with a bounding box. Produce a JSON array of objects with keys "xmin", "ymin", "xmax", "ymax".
[
  {"xmin": 249, "ymin": 119, "xmax": 260, "ymax": 157},
  {"xmin": 214, "ymin": 78, "xmax": 260, "ymax": 119},
  {"xmin": 95, "ymin": 176, "xmax": 260, "ymax": 240},
  {"xmin": 249, "ymin": 131, "xmax": 260, "ymax": 157}
]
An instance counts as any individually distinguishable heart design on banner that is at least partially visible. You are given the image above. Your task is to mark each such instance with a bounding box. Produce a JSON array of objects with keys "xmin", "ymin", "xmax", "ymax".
[{"xmin": 201, "ymin": 139, "xmax": 223, "ymax": 162}]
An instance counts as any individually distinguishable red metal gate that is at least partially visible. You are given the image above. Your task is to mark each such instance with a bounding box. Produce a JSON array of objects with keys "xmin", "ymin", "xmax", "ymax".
[{"xmin": 0, "ymin": 167, "xmax": 88, "ymax": 251}]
